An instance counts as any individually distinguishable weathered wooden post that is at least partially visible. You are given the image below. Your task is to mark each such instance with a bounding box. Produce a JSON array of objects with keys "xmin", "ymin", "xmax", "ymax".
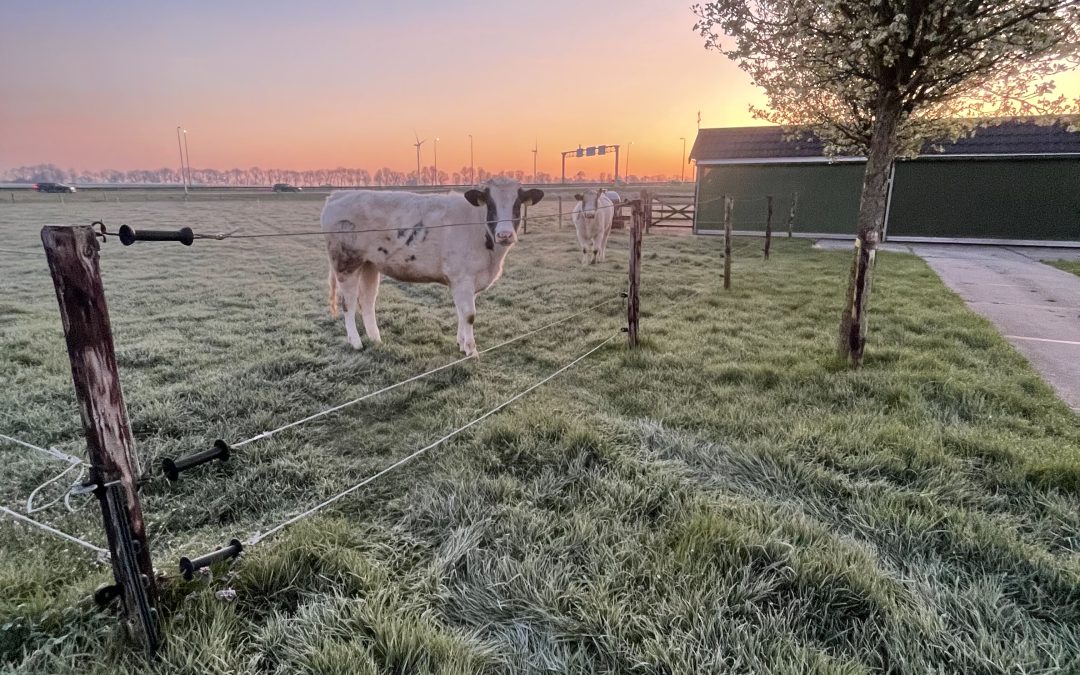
[
  {"xmin": 522, "ymin": 203, "xmax": 528, "ymax": 235},
  {"xmin": 764, "ymin": 196, "xmax": 773, "ymax": 260},
  {"xmin": 557, "ymin": 195, "xmax": 563, "ymax": 230},
  {"xmin": 723, "ymin": 196, "xmax": 733, "ymax": 290},
  {"xmin": 41, "ymin": 225, "xmax": 161, "ymax": 655},
  {"xmin": 787, "ymin": 191, "xmax": 798, "ymax": 238},
  {"xmin": 627, "ymin": 199, "xmax": 642, "ymax": 348}
]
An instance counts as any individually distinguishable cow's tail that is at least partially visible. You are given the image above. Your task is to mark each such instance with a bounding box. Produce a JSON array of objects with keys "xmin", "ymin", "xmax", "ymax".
[{"xmin": 327, "ymin": 264, "xmax": 340, "ymax": 319}]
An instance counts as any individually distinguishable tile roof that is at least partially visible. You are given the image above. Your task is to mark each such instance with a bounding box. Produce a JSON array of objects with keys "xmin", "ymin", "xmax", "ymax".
[{"xmin": 689, "ymin": 119, "xmax": 1080, "ymax": 162}]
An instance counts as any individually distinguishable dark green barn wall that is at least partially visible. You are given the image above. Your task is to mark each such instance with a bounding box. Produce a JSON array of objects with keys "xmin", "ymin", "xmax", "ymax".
[
  {"xmin": 887, "ymin": 158, "xmax": 1080, "ymax": 241},
  {"xmin": 696, "ymin": 163, "xmax": 865, "ymax": 235}
]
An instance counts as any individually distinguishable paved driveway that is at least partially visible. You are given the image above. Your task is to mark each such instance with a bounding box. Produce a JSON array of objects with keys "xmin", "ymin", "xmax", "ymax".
[{"xmin": 816, "ymin": 241, "xmax": 1080, "ymax": 412}]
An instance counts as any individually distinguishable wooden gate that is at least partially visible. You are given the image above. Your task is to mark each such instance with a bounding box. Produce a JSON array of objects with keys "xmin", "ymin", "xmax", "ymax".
[{"xmin": 642, "ymin": 192, "xmax": 694, "ymax": 231}]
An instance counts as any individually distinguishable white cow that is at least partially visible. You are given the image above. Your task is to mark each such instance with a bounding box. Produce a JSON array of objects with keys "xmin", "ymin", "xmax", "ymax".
[
  {"xmin": 321, "ymin": 177, "xmax": 544, "ymax": 355},
  {"xmin": 571, "ymin": 188, "xmax": 614, "ymax": 264}
]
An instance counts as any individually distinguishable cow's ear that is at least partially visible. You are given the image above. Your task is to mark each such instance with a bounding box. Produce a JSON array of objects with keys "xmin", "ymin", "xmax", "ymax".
[
  {"xmin": 464, "ymin": 189, "xmax": 486, "ymax": 206},
  {"xmin": 518, "ymin": 188, "xmax": 544, "ymax": 206},
  {"xmin": 574, "ymin": 193, "xmax": 583, "ymax": 201}
]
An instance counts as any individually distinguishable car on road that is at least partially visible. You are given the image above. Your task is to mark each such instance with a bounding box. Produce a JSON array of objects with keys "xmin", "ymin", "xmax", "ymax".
[
  {"xmin": 34, "ymin": 182, "xmax": 76, "ymax": 193},
  {"xmin": 272, "ymin": 183, "xmax": 302, "ymax": 192}
]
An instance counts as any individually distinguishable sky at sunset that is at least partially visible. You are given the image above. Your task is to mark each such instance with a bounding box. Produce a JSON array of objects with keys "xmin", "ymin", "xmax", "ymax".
[
  {"xmin": 1, "ymin": 1, "xmax": 1076, "ymax": 178},
  {"xmin": 0, "ymin": 1, "xmax": 765, "ymax": 177}
]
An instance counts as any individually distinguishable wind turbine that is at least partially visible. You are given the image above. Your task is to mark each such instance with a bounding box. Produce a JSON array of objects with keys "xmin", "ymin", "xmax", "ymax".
[{"xmin": 413, "ymin": 131, "xmax": 426, "ymax": 185}]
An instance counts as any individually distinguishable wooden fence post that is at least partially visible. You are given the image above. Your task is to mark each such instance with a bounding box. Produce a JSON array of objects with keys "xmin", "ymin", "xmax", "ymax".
[
  {"xmin": 627, "ymin": 199, "xmax": 642, "ymax": 348},
  {"xmin": 557, "ymin": 195, "xmax": 563, "ymax": 230},
  {"xmin": 764, "ymin": 196, "xmax": 773, "ymax": 260},
  {"xmin": 41, "ymin": 225, "xmax": 161, "ymax": 655},
  {"xmin": 522, "ymin": 203, "xmax": 528, "ymax": 235},
  {"xmin": 723, "ymin": 197, "xmax": 733, "ymax": 290},
  {"xmin": 641, "ymin": 189, "xmax": 652, "ymax": 233},
  {"xmin": 787, "ymin": 191, "xmax": 798, "ymax": 238}
]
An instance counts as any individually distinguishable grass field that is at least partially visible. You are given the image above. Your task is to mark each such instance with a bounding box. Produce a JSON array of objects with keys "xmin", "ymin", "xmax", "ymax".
[
  {"xmin": 1044, "ymin": 259, "xmax": 1080, "ymax": 278},
  {"xmin": 2, "ymin": 193, "xmax": 1079, "ymax": 674}
]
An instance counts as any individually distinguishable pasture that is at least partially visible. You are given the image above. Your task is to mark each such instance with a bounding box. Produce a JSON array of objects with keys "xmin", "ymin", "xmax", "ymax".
[{"xmin": 2, "ymin": 192, "xmax": 1079, "ymax": 674}]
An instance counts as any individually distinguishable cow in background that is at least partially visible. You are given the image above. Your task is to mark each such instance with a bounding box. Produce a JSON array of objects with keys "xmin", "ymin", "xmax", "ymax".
[{"xmin": 571, "ymin": 188, "xmax": 615, "ymax": 264}]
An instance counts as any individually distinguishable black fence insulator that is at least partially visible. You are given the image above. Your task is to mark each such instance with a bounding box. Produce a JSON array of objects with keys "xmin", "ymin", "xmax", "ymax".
[
  {"xmin": 162, "ymin": 440, "xmax": 231, "ymax": 482},
  {"xmin": 94, "ymin": 583, "xmax": 122, "ymax": 607},
  {"xmin": 118, "ymin": 225, "xmax": 194, "ymax": 246},
  {"xmin": 180, "ymin": 539, "xmax": 243, "ymax": 580}
]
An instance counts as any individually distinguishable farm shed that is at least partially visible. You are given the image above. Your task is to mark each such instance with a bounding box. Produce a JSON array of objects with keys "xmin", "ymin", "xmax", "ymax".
[{"xmin": 689, "ymin": 119, "xmax": 1080, "ymax": 245}]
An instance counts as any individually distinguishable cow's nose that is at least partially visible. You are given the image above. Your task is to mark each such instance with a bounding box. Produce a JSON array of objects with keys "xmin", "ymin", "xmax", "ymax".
[{"xmin": 495, "ymin": 232, "xmax": 515, "ymax": 245}]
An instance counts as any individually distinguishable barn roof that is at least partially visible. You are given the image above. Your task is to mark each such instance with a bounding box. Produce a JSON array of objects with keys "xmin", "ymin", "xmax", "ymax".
[{"xmin": 689, "ymin": 118, "xmax": 1080, "ymax": 163}]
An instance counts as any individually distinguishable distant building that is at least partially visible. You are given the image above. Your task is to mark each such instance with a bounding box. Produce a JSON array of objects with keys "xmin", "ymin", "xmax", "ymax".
[{"xmin": 689, "ymin": 118, "xmax": 1080, "ymax": 244}]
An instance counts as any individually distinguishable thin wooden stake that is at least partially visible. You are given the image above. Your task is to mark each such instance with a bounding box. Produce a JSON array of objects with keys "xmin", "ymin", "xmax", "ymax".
[
  {"xmin": 557, "ymin": 195, "xmax": 563, "ymax": 230},
  {"xmin": 641, "ymin": 188, "xmax": 652, "ymax": 233},
  {"xmin": 41, "ymin": 225, "xmax": 161, "ymax": 655},
  {"xmin": 723, "ymin": 196, "xmax": 733, "ymax": 290},
  {"xmin": 787, "ymin": 191, "xmax": 798, "ymax": 238},
  {"xmin": 627, "ymin": 199, "xmax": 642, "ymax": 348},
  {"xmin": 764, "ymin": 195, "xmax": 773, "ymax": 260},
  {"xmin": 522, "ymin": 203, "xmax": 528, "ymax": 235}
]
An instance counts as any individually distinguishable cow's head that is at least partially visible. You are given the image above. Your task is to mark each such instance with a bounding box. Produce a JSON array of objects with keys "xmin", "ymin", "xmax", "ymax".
[
  {"xmin": 574, "ymin": 189, "xmax": 605, "ymax": 220},
  {"xmin": 465, "ymin": 178, "xmax": 544, "ymax": 247}
]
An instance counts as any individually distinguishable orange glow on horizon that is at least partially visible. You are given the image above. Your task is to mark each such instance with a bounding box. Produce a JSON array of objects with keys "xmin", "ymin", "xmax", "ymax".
[{"xmin": 1, "ymin": 3, "xmax": 1075, "ymax": 180}]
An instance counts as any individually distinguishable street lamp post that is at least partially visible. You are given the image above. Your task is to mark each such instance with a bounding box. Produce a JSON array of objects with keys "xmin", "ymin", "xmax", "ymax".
[
  {"xmin": 182, "ymin": 129, "xmax": 192, "ymax": 189},
  {"xmin": 625, "ymin": 142, "xmax": 633, "ymax": 182},
  {"xmin": 680, "ymin": 137, "xmax": 687, "ymax": 183},
  {"xmin": 175, "ymin": 126, "xmax": 188, "ymax": 195},
  {"xmin": 531, "ymin": 139, "xmax": 538, "ymax": 184}
]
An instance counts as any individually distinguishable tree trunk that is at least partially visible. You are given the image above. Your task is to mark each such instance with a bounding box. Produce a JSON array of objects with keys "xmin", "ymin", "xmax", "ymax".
[{"xmin": 837, "ymin": 101, "xmax": 901, "ymax": 367}]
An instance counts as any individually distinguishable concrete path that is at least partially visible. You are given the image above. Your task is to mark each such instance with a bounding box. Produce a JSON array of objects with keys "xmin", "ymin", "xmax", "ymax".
[{"xmin": 815, "ymin": 240, "xmax": 1080, "ymax": 411}]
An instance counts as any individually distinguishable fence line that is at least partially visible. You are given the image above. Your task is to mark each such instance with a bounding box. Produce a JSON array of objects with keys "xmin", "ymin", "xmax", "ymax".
[
  {"xmin": 0, "ymin": 433, "xmax": 86, "ymax": 466},
  {"xmin": 246, "ymin": 331, "xmax": 620, "ymax": 546},
  {"xmin": 232, "ymin": 296, "xmax": 623, "ymax": 449},
  {"xmin": 0, "ymin": 506, "xmax": 108, "ymax": 556}
]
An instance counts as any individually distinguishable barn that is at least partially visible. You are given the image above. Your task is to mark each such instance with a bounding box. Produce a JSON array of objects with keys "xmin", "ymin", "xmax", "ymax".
[{"xmin": 689, "ymin": 118, "xmax": 1080, "ymax": 245}]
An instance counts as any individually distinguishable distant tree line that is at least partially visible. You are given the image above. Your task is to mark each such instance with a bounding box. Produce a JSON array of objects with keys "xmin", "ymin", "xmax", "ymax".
[{"xmin": 1, "ymin": 163, "xmax": 683, "ymax": 186}]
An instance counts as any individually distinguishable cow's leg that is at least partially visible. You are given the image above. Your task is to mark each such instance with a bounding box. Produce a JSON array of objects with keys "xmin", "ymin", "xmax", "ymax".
[
  {"xmin": 327, "ymin": 266, "xmax": 340, "ymax": 318},
  {"xmin": 575, "ymin": 223, "xmax": 590, "ymax": 265},
  {"xmin": 451, "ymin": 282, "xmax": 479, "ymax": 357},
  {"xmin": 337, "ymin": 269, "xmax": 364, "ymax": 349},
  {"xmin": 598, "ymin": 223, "xmax": 612, "ymax": 263},
  {"xmin": 358, "ymin": 262, "xmax": 382, "ymax": 344}
]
